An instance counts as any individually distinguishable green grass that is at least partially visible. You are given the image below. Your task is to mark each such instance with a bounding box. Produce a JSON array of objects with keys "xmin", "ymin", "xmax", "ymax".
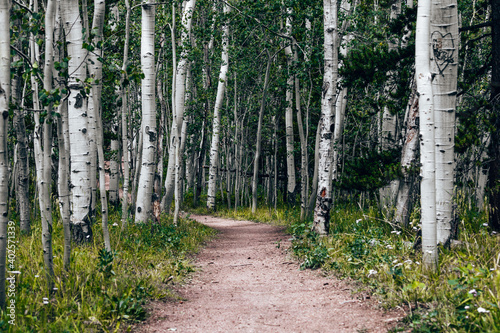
[
  {"xmin": 206, "ymin": 198, "xmax": 500, "ymax": 332},
  {"xmin": 0, "ymin": 209, "xmax": 216, "ymax": 332}
]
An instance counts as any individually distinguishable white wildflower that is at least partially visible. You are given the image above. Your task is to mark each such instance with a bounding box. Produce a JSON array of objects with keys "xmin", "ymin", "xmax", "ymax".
[
  {"xmin": 367, "ymin": 269, "xmax": 378, "ymax": 278},
  {"xmin": 477, "ymin": 307, "xmax": 490, "ymax": 313},
  {"xmin": 386, "ymin": 245, "xmax": 393, "ymax": 250},
  {"xmin": 356, "ymin": 219, "xmax": 362, "ymax": 224},
  {"xmin": 483, "ymin": 223, "xmax": 488, "ymax": 227},
  {"xmin": 464, "ymin": 306, "xmax": 470, "ymax": 310}
]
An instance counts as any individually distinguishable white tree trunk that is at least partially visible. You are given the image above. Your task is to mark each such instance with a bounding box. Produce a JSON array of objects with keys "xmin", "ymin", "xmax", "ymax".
[
  {"xmin": 394, "ymin": 90, "xmax": 419, "ymax": 226},
  {"xmin": 62, "ymin": 0, "xmax": 93, "ymax": 243},
  {"xmin": 11, "ymin": 16, "xmax": 30, "ymax": 235},
  {"xmin": 57, "ymin": 101, "xmax": 72, "ymax": 270},
  {"xmin": 0, "ymin": 0, "xmax": 10, "ymax": 309},
  {"xmin": 88, "ymin": 0, "xmax": 111, "ymax": 250},
  {"xmin": 252, "ymin": 56, "xmax": 272, "ymax": 214},
  {"xmin": 308, "ymin": 122, "xmax": 321, "ymax": 216},
  {"xmin": 284, "ymin": 28, "xmax": 296, "ymax": 204},
  {"xmin": 121, "ymin": 0, "xmax": 131, "ymax": 229},
  {"xmin": 431, "ymin": 0, "xmax": 458, "ymax": 245},
  {"xmin": 313, "ymin": 0, "xmax": 339, "ymax": 235},
  {"xmin": 39, "ymin": 0, "xmax": 57, "ymax": 290},
  {"xmin": 135, "ymin": 1, "xmax": 157, "ymax": 223},
  {"xmin": 207, "ymin": 3, "xmax": 230, "ymax": 210},
  {"xmin": 416, "ymin": 0, "xmax": 438, "ymax": 270}
]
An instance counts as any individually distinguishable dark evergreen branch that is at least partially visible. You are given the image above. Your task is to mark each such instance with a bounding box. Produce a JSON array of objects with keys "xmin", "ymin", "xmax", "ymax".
[{"xmin": 459, "ymin": 21, "xmax": 492, "ymax": 32}]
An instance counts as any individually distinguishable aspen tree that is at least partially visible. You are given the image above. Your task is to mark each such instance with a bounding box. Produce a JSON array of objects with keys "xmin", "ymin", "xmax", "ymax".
[
  {"xmin": 61, "ymin": 0, "xmax": 93, "ymax": 242},
  {"xmin": 431, "ymin": 0, "xmax": 458, "ymax": 244},
  {"xmin": 0, "ymin": 0, "xmax": 10, "ymax": 309},
  {"xmin": 207, "ymin": 2, "xmax": 230, "ymax": 210},
  {"xmin": 162, "ymin": 0, "xmax": 196, "ymax": 213},
  {"xmin": 52, "ymin": 2, "xmax": 72, "ymax": 269},
  {"xmin": 394, "ymin": 90, "xmax": 419, "ymax": 227},
  {"xmin": 313, "ymin": 0, "xmax": 339, "ymax": 235},
  {"xmin": 90, "ymin": 0, "xmax": 111, "ymax": 250},
  {"xmin": 121, "ymin": 0, "xmax": 131, "ymax": 229},
  {"xmin": 39, "ymin": 0, "xmax": 57, "ymax": 289},
  {"xmin": 488, "ymin": 0, "xmax": 500, "ymax": 231},
  {"xmin": 379, "ymin": 0, "xmax": 401, "ymax": 208},
  {"xmin": 11, "ymin": 14, "xmax": 30, "ymax": 235},
  {"xmin": 416, "ymin": 0, "xmax": 438, "ymax": 270},
  {"xmin": 284, "ymin": 14, "xmax": 297, "ymax": 206},
  {"xmin": 108, "ymin": 5, "xmax": 120, "ymax": 206},
  {"xmin": 135, "ymin": 0, "xmax": 157, "ymax": 223},
  {"xmin": 252, "ymin": 54, "xmax": 272, "ymax": 214}
]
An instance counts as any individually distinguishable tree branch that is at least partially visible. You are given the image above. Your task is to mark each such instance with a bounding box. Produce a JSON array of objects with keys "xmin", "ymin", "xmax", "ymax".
[
  {"xmin": 220, "ymin": 0, "xmax": 308, "ymax": 57},
  {"xmin": 459, "ymin": 21, "xmax": 491, "ymax": 32},
  {"xmin": 13, "ymin": 0, "xmax": 33, "ymax": 14},
  {"xmin": 130, "ymin": 2, "xmax": 169, "ymax": 11},
  {"xmin": 10, "ymin": 45, "xmax": 44, "ymax": 83}
]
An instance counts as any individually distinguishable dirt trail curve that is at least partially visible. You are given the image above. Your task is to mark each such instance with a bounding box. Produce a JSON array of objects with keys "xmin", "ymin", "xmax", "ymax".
[{"xmin": 135, "ymin": 215, "xmax": 403, "ymax": 333}]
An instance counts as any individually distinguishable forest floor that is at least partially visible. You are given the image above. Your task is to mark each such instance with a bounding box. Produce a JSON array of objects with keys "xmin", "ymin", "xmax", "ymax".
[{"xmin": 133, "ymin": 215, "xmax": 404, "ymax": 332}]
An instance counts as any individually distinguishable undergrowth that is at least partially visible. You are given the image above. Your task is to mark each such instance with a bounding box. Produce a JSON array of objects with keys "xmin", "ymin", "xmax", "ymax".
[
  {"xmin": 0, "ymin": 209, "xmax": 216, "ymax": 332},
  {"xmin": 208, "ymin": 198, "xmax": 500, "ymax": 332}
]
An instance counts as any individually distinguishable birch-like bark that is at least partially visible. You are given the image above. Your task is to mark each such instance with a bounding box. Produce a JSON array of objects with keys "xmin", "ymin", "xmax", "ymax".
[
  {"xmin": 121, "ymin": 0, "xmax": 131, "ymax": 229},
  {"xmin": 307, "ymin": 122, "xmax": 321, "ymax": 216},
  {"xmin": 313, "ymin": 0, "xmax": 339, "ymax": 235},
  {"xmin": 252, "ymin": 56, "xmax": 272, "ymax": 214},
  {"xmin": 293, "ymin": 43, "xmax": 308, "ymax": 220},
  {"xmin": 108, "ymin": 6, "xmax": 120, "ymax": 206},
  {"xmin": 39, "ymin": 0, "xmax": 57, "ymax": 290},
  {"xmin": 62, "ymin": 0, "xmax": 93, "ymax": 243},
  {"xmin": 394, "ymin": 90, "xmax": 419, "ymax": 227},
  {"xmin": 12, "ymin": 18, "xmax": 30, "ymax": 234},
  {"xmin": 431, "ymin": 0, "xmax": 458, "ymax": 245},
  {"xmin": 57, "ymin": 101, "xmax": 72, "ymax": 270},
  {"xmin": 416, "ymin": 0, "xmax": 438, "ymax": 270},
  {"xmin": 162, "ymin": 1, "xmax": 196, "ymax": 213},
  {"xmin": 0, "ymin": 0, "xmax": 10, "ymax": 309},
  {"xmin": 88, "ymin": 0, "xmax": 110, "ymax": 249},
  {"xmin": 30, "ymin": 0, "xmax": 42, "ymax": 225},
  {"xmin": 135, "ymin": 1, "xmax": 157, "ymax": 223},
  {"xmin": 207, "ymin": 3, "xmax": 230, "ymax": 210},
  {"xmin": 284, "ymin": 20, "xmax": 296, "ymax": 205},
  {"xmin": 379, "ymin": 0, "xmax": 401, "ymax": 208},
  {"xmin": 53, "ymin": 3, "xmax": 71, "ymax": 269}
]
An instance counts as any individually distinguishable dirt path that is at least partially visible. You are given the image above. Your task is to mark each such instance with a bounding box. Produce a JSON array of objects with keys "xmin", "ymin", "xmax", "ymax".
[{"xmin": 135, "ymin": 215, "xmax": 403, "ymax": 332}]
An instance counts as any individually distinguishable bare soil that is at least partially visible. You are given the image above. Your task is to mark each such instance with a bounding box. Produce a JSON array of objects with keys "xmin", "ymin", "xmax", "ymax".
[{"xmin": 134, "ymin": 214, "xmax": 403, "ymax": 332}]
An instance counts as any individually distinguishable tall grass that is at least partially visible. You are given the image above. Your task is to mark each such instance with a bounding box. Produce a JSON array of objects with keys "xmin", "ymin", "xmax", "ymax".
[{"xmin": 0, "ymin": 209, "xmax": 216, "ymax": 332}]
